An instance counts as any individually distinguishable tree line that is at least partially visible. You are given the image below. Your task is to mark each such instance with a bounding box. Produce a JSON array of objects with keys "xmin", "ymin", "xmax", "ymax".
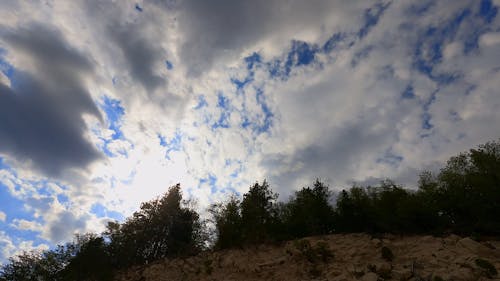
[{"xmin": 1, "ymin": 140, "xmax": 499, "ymax": 280}]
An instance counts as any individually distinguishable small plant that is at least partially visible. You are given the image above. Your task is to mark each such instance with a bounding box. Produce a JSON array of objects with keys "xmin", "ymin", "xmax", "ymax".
[
  {"xmin": 381, "ymin": 246, "xmax": 394, "ymax": 262},
  {"xmin": 314, "ymin": 241, "xmax": 334, "ymax": 262},
  {"xmin": 294, "ymin": 239, "xmax": 312, "ymax": 253},
  {"xmin": 475, "ymin": 258, "xmax": 497, "ymax": 278},
  {"xmin": 293, "ymin": 239, "xmax": 334, "ymax": 264},
  {"xmin": 470, "ymin": 232, "xmax": 481, "ymax": 242}
]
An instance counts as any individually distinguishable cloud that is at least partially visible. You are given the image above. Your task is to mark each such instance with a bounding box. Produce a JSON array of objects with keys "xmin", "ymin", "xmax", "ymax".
[
  {"xmin": 177, "ymin": 0, "xmax": 371, "ymax": 76},
  {"xmin": 42, "ymin": 210, "xmax": 89, "ymax": 243},
  {"xmin": 0, "ymin": 231, "xmax": 16, "ymax": 262},
  {"xmin": 10, "ymin": 219, "xmax": 43, "ymax": 232},
  {"xmin": 0, "ymin": 211, "xmax": 6, "ymax": 222},
  {"xmin": 0, "ymin": 23, "xmax": 102, "ymax": 177},
  {"xmin": 0, "ymin": 230, "xmax": 49, "ymax": 263}
]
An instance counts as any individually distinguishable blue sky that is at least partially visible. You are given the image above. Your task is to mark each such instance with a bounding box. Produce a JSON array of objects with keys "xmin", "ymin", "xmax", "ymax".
[{"xmin": 1, "ymin": 0, "xmax": 500, "ymax": 263}]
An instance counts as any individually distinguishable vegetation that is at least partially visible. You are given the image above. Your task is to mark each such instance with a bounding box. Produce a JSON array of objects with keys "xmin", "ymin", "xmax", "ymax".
[
  {"xmin": 475, "ymin": 258, "xmax": 498, "ymax": 278},
  {"xmin": 1, "ymin": 139, "xmax": 499, "ymax": 280},
  {"xmin": 293, "ymin": 240, "xmax": 333, "ymax": 264},
  {"xmin": 381, "ymin": 246, "xmax": 394, "ymax": 262}
]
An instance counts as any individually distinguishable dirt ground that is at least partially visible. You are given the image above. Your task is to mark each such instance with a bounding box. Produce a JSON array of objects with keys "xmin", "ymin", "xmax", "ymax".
[{"xmin": 116, "ymin": 233, "xmax": 500, "ymax": 281}]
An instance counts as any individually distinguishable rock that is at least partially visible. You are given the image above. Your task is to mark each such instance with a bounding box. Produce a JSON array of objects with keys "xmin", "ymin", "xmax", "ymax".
[
  {"xmin": 326, "ymin": 271, "xmax": 349, "ymax": 281},
  {"xmin": 458, "ymin": 237, "xmax": 490, "ymax": 253},
  {"xmin": 375, "ymin": 262, "xmax": 392, "ymax": 274},
  {"xmin": 361, "ymin": 272, "xmax": 378, "ymax": 281},
  {"xmin": 445, "ymin": 234, "xmax": 461, "ymax": 244},
  {"xmin": 420, "ymin": 235, "xmax": 434, "ymax": 243},
  {"xmin": 447, "ymin": 267, "xmax": 474, "ymax": 281},
  {"xmin": 371, "ymin": 238, "xmax": 382, "ymax": 247},
  {"xmin": 348, "ymin": 265, "xmax": 365, "ymax": 278},
  {"xmin": 392, "ymin": 269, "xmax": 413, "ymax": 280}
]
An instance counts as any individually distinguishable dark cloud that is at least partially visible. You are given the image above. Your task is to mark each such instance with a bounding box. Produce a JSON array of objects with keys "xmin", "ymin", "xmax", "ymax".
[
  {"xmin": 108, "ymin": 24, "xmax": 165, "ymax": 92},
  {"xmin": 0, "ymin": 23, "xmax": 102, "ymax": 177},
  {"xmin": 177, "ymin": 0, "xmax": 362, "ymax": 76},
  {"xmin": 261, "ymin": 117, "xmax": 395, "ymax": 197},
  {"xmin": 82, "ymin": 0, "xmax": 166, "ymax": 93},
  {"xmin": 47, "ymin": 211, "xmax": 89, "ymax": 243}
]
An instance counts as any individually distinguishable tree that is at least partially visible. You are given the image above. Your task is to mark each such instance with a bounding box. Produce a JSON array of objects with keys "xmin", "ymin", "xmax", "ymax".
[
  {"xmin": 59, "ymin": 234, "xmax": 113, "ymax": 281},
  {"xmin": 104, "ymin": 184, "xmax": 205, "ymax": 267},
  {"xmin": 284, "ymin": 179, "xmax": 335, "ymax": 238},
  {"xmin": 430, "ymin": 139, "xmax": 500, "ymax": 234},
  {"xmin": 0, "ymin": 251, "xmax": 43, "ymax": 281},
  {"xmin": 334, "ymin": 186, "xmax": 373, "ymax": 232},
  {"xmin": 0, "ymin": 243, "xmax": 76, "ymax": 281},
  {"xmin": 209, "ymin": 195, "xmax": 243, "ymax": 249},
  {"xmin": 240, "ymin": 180, "xmax": 278, "ymax": 244}
]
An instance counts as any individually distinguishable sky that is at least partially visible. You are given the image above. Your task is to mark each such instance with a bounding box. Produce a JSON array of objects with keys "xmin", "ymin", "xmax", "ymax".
[{"xmin": 0, "ymin": 0, "xmax": 499, "ymax": 262}]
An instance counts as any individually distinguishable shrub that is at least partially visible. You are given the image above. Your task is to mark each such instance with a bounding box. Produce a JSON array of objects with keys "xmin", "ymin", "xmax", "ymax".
[
  {"xmin": 381, "ymin": 246, "xmax": 394, "ymax": 262},
  {"xmin": 293, "ymin": 239, "xmax": 333, "ymax": 264},
  {"xmin": 475, "ymin": 258, "xmax": 497, "ymax": 278}
]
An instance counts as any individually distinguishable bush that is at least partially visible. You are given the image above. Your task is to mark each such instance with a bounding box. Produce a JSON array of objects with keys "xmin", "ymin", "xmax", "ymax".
[
  {"xmin": 293, "ymin": 239, "xmax": 333, "ymax": 264},
  {"xmin": 475, "ymin": 258, "xmax": 497, "ymax": 278},
  {"xmin": 381, "ymin": 246, "xmax": 394, "ymax": 262}
]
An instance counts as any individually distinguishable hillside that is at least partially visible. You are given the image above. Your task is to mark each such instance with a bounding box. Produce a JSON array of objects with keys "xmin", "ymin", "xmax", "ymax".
[{"xmin": 116, "ymin": 233, "xmax": 500, "ymax": 281}]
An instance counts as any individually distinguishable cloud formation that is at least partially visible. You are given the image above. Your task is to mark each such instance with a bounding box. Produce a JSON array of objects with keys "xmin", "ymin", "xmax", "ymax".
[{"xmin": 0, "ymin": 23, "xmax": 102, "ymax": 177}]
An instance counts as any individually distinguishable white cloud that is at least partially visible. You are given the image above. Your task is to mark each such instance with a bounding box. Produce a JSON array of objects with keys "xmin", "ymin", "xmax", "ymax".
[
  {"xmin": 0, "ymin": 231, "xmax": 16, "ymax": 262},
  {"xmin": 480, "ymin": 32, "xmax": 500, "ymax": 47},
  {"xmin": 10, "ymin": 219, "xmax": 43, "ymax": 232},
  {"xmin": 0, "ymin": 211, "xmax": 6, "ymax": 222}
]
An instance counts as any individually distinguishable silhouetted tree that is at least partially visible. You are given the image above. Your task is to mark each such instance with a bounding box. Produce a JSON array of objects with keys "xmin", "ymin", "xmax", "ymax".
[
  {"xmin": 419, "ymin": 139, "xmax": 500, "ymax": 234},
  {"xmin": 209, "ymin": 195, "xmax": 243, "ymax": 249},
  {"xmin": 0, "ymin": 243, "xmax": 76, "ymax": 281},
  {"xmin": 334, "ymin": 186, "xmax": 373, "ymax": 232},
  {"xmin": 240, "ymin": 180, "xmax": 278, "ymax": 244},
  {"xmin": 284, "ymin": 179, "xmax": 335, "ymax": 238},
  {"xmin": 104, "ymin": 184, "xmax": 205, "ymax": 267},
  {"xmin": 59, "ymin": 234, "xmax": 113, "ymax": 281}
]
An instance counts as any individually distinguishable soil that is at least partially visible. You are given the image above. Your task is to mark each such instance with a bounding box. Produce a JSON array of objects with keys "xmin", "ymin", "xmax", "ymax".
[{"xmin": 115, "ymin": 233, "xmax": 500, "ymax": 281}]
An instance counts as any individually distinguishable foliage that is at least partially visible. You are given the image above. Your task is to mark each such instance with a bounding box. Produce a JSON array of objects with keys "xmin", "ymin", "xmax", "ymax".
[
  {"xmin": 104, "ymin": 184, "xmax": 206, "ymax": 267},
  {"xmin": 334, "ymin": 187, "xmax": 373, "ymax": 232},
  {"xmin": 381, "ymin": 246, "xmax": 394, "ymax": 262},
  {"xmin": 284, "ymin": 180, "xmax": 335, "ymax": 238},
  {"xmin": 209, "ymin": 195, "xmax": 243, "ymax": 249},
  {"xmin": 0, "ymin": 237, "xmax": 85, "ymax": 281},
  {"xmin": 475, "ymin": 258, "xmax": 498, "ymax": 278},
  {"xmin": 239, "ymin": 180, "xmax": 279, "ymax": 244},
  {"xmin": 59, "ymin": 234, "xmax": 113, "ymax": 281},
  {"xmin": 418, "ymin": 140, "xmax": 500, "ymax": 234},
  {"xmin": 293, "ymin": 240, "xmax": 333, "ymax": 264}
]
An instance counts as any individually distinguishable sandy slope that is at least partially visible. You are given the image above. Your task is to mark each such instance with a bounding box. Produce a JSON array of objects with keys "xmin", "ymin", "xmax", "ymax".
[{"xmin": 116, "ymin": 234, "xmax": 500, "ymax": 281}]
